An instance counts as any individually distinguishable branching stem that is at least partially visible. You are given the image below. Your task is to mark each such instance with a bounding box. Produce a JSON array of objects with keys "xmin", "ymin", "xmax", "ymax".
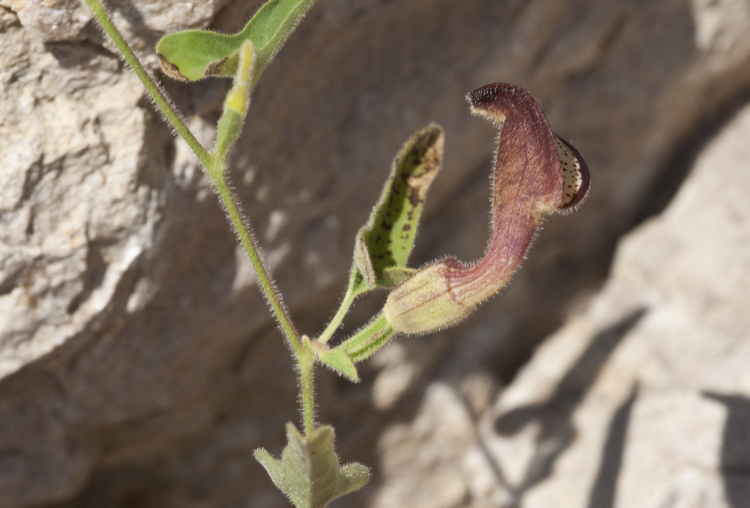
[
  {"xmin": 85, "ymin": 0, "xmax": 329, "ymax": 437},
  {"xmin": 83, "ymin": 0, "xmax": 303, "ymax": 354}
]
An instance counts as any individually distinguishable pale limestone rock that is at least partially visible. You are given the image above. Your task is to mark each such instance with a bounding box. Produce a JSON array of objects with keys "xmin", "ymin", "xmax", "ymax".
[
  {"xmin": 616, "ymin": 390, "xmax": 727, "ymax": 508},
  {"xmin": 0, "ymin": 0, "xmax": 231, "ymax": 41},
  {"xmin": 1, "ymin": 0, "xmax": 91, "ymax": 41},
  {"xmin": 373, "ymin": 383, "xmax": 474, "ymax": 508},
  {"xmin": 478, "ymin": 101, "xmax": 750, "ymax": 508}
]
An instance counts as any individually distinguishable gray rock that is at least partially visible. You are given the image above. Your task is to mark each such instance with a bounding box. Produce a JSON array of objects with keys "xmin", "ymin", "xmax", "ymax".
[
  {"xmin": 474, "ymin": 100, "xmax": 750, "ymax": 507},
  {"xmin": 1, "ymin": 0, "xmax": 750, "ymax": 507}
]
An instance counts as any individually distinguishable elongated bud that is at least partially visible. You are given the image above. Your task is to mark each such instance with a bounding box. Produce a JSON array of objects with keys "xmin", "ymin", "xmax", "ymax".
[
  {"xmin": 383, "ymin": 83, "xmax": 590, "ymax": 334},
  {"xmin": 214, "ymin": 41, "xmax": 255, "ymax": 160}
]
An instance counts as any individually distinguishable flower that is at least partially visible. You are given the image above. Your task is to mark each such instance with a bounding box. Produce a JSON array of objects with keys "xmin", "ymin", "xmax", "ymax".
[{"xmin": 383, "ymin": 83, "xmax": 590, "ymax": 334}]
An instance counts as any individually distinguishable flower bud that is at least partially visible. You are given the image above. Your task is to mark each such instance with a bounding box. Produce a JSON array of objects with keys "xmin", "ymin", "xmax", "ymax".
[
  {"xmin": 384, "ymin": 83, "xmax": 589, "ymax": 334},
  {"xmin": 214, "ymin": 41, "xmax": 255, "ymax": 160}
]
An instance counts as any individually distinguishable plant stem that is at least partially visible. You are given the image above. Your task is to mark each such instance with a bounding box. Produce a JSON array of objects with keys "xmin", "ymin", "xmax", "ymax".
[
  {"xmin": 83, "ymin": 0, "xmax": 211, "ymax": 168},
  {"xmin": 339, "ymin": 312, "xmax": 396, "ymax": 363},
  {"xmin": 87, "ymin": 0, "xmax": 316, "ymax": 432},
  {"xmin": 317, "ymin": 269, "xmax": 364, "ymax": 344},
  {"xmin": 211, "ymin": 163, "xmax": 303, "ymax": 354},
  {"xmin": 298, "ymin": 343, "xmax": 316, "ymax": 435},
  {"xmin": 84, "ymin": 0, "xmax": 303, "ymax": 353}
]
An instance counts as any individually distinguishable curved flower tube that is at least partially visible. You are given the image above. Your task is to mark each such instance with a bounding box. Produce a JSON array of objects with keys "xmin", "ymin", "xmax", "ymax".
[{"xmin": 383, "ymin": 83, "xmax": 590, "ymax": 334}]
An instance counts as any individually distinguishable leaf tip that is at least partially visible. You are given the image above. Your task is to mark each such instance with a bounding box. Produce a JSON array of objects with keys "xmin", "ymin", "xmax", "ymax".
[
  {"xmin": 317, "ymin": 346, "xmax": 361, "ymax": 383},
  {"xmin": 399, "ymin": 123, "xmax": 444, "ymax": 206},
  {"xmin": 334, "ymin": 462, "xmax": 371, "ymax": 499},
  {"xmin": 157, "ymin": 53, "xmax": 189, "ymax": 82}
]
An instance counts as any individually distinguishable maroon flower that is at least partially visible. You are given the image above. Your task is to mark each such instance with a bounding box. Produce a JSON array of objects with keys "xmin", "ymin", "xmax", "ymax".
[{"xmin": 383, "ymin": 83, "xmax": 589, "ymax": 334}]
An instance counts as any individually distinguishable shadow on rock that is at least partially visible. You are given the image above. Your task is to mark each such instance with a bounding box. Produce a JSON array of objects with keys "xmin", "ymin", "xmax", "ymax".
[
  {"xmin": 704, "ymin": 392, "xmax": 750, "ymax": 508},
  {"xmin": 585, "ymin": 382, "xmax": 639, "ymax": 508},
  {"xmin": 492, "ymin": 308, "xmax": 647, "ymax": 503}
]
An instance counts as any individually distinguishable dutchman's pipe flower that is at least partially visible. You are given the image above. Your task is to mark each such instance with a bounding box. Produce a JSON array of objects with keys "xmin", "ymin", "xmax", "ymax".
[{"xmin": 383, "ymin": 83, "xmax": 590, "ymax": 334}]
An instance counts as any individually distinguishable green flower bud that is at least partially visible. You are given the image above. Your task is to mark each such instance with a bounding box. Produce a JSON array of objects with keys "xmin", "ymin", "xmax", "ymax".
[
  {"xmin": 214, "ymin": 41, "xmax": 255, "ymax": 160},
  {"xmin": 384, "ymin": 83, "xmax": 590, "ymax": 334}
]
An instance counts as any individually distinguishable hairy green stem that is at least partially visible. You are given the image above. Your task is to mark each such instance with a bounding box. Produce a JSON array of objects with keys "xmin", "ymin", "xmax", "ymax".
[
  {"xmin": 211, "ymin": 163, "xmax": 303, "ymax": 354},
  {"xmin": 86, "ymin": 0, "xmax": 330, "ymax": 435},
  {"xmin": 317, "ymin": 269, "xmax": 364, "ymax": 345},
  {"xmin": 340, "ymin": 312, "xmax": 396, "ymax": 363},
  {"xmin": 298, "ymin": 344, "xmax": 316, "ymax": 435},
  {"xmin": 84, "ymin": 0, "xmax": 302, "ymax": 353},
  {"xmin": 83, "ymin": 0, "xmax": 211, "ymax": 168}
]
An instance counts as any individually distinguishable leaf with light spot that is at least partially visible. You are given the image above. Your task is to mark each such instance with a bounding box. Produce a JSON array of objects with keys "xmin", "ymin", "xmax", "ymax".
[
  {"xmin": 352, "ymin": 124, "xmax": 443, "ymax": 291},
  {"xmin": 156, "ymin": 0, "xmax": 316, "ymax": 82}
]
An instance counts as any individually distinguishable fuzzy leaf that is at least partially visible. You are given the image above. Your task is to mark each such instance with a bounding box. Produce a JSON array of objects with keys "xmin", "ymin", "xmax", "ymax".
[
  {"xmin": 317, "ymin": 347, "xmax": 360, "ymax": 382},
  {"xmin": 336, "ymin": 463, "xmax": 371, "ymax": 498},
  {"xmin": 281, "ymin": 424, "xmax": 337, "ymax": 508},
  {"xmin": 254, "ymin": 448, "xmax": 285, "ymax": 491},
  {"xmin": 156, "ymin": 0, "xmax": 316, "ymax": 82},
  {"xmin": 353, "ymin": 235, "xmax": 376, "ymax": 288},
  {"xmin": 255, "ymin": 424, "xmax": 370, "ymax": 508},
  {"xmin": 354, "ymin": 124, "xmax": 443, "ymax": 290}
]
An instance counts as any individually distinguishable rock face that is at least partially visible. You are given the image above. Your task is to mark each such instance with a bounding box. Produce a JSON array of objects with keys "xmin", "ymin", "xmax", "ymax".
[
  {"xmin": 1, "ymin": 0, "xmax": 750, "ymax": 507},
  {"xmin": 478, "ymin": 101, "xmax": 750, "ymax": 508}
]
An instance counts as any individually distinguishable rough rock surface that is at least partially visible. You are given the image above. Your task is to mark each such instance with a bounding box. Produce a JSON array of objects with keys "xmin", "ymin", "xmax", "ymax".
[
  {"xmin": 479, "ymin": 101, "xmax": 750, "ymax": 508},
  {"xmin": 1, "ymin": 0, "xmax": 750, "ymax": 507}
]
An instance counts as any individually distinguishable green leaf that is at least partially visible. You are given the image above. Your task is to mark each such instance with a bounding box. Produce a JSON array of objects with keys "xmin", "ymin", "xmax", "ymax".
[
  {"xmin": 156, "ymin": 0, "xmax": 316, "ymax": 82},
  {"xmin": 355, "ymin": 124, "xmax": 443, "ymax": 290},
  {"xmin": 282, "ymin": 424, "xmax": 337, "ymax": 508},
  {"xmin": 254, "ymin": 424, "xmax": 370, "ymax": 508},
  {"xmin": 316, "ymin": 347, "xmax": 360, "ymax": 382},
  {"xmin": 353, "ymin": 235, "xmax": 376, "ymax": 288},
  {"xmin": 337, "ymin": 463, "xmax": 370, "ymax": 498},
  {"xmin": 316, "ymin": 125, "xmax": 443, "ymax": 346},
  {"xmin": 254, "ymin": 448, "xmax": 285, "ymax": 491}
]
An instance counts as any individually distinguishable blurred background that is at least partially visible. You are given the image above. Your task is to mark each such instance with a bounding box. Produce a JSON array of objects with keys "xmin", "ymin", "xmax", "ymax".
[{"xmin": 1, "ymin": 0, "xmax": 750, "ymax": 506}]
